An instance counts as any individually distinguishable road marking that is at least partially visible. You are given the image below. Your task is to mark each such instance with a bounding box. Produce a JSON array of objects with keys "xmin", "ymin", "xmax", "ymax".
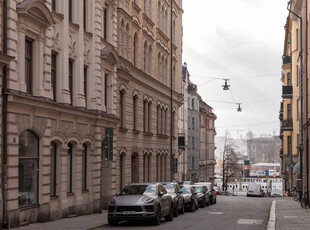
[
  {"xmin": 208, "ymin": 212, "xmax": 223, "ymax": 215},
  {"xmin": 237, "ymin": 219, "xmax": 263, "ymax": 225},
  {"xmin": 267, "ymin": 200, "xmax": 276, "ymax": 230},
  {"xmin": 284, "ymin": 216, "xmax": 297, "ymax": 219}
]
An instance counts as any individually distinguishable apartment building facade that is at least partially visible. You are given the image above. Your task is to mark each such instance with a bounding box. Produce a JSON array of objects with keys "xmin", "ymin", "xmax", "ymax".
[
  {"xmin": 0, "ymin": 0, "xmax": 121, "ymax": 227},
  {"xmin": 199, "ymin": 101, "xmax": 216, "ymax": 183},
  {"xmin": 114, "ymin": 0, "xmax": 184, "ymax": 190},
  {"xmin": 280, "ymin": 11, "xmax": 300, "ymax": 193}
]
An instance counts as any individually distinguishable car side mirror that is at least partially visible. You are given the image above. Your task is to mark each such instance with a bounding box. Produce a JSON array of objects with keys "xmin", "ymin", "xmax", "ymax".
[
  {"xmin": 178, "ymin": 190, "xmax": 183, "ymax": 194},
  {"xmin": 194, "ymin": 192, "xmax": 198, "ymax": 195}
]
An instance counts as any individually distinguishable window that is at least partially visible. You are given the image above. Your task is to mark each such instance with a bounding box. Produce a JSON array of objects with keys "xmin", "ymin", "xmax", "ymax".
[
  {"xmin": 192, "ymin": 117, "xmax": 195, "ymax": 129},
  {"xmin": 192, "ymin": 136, "xmax": 194, "ymax": 150},
  {"xmin": 143, "ymin": 100, "xmax": 147, "ymax": 132},
  {"xmin": 133, "ymin": 96, "xmax": 137, "ymax": 130},
  {"xmin": 133, "ymin": 33, "xmax": 139, "ymax": 67},
  {"xmin": 120, "ymin": 91, "xmax": 125, "ymax": 128},
  {"xmin": 82, "ymin": 143, "xmax": 87, "ymax": 190},
  {"xmin": 104, "ymin": 73, "xmax": 109, "ymax": 110},
  {"xmin": 192, "ymin": 156, "xmax": 195, "ymax": 170},
  {"xmin": 287, "ymin": 72, "xmax": 291, "ymax": 86},
  {"xmin": 144, "ymin": 42, "xmax": 148, "ymax": 73},
  {"xmin": 192, "ymin": 99, "xmax": 195, "ymax": 109},
  {"xmin": 84, "ymin": 66, "xmax": 88, "ymax": 108},
  {"xmin": 67, "ymin": 143, "xmax": 73, "ymax": 193},
  {"xmin": 157, "ymin": 106, "xmax": 160, "ymax": 134},
  {"xmin": 148, "ymin": 102, "xmax": 152, "ymax": 132},
  {"xmin": 51, "ymin": 53, "xmax": 57, "ymax": 101},
  {"xmin": 19, "ymin": 130, "xmax": 39, "ymax": 206},
  {"xmin": 288, "ymin": 136, "xmax": 292, "ymax": 155},
  {"xmin": 50, "ymin": 142, "xmax": 57, "ymax": 197},
  {"xmin": 25, "ymin": 38, "xmax": 33, "ymax": 94},
  {"xmin": 287, "ymin": 104, "xmax": 292, "ymax": 120},
  {"xmin": 69, "ymin": 59, "xmax": 73, "ymax": 105},
  {"xmin": 83, "ymin": 0, "xmax": 87, "ymax": 30},
  {"xmin": 103, "ymin": 5, "xmax": 108, "ymax": 40},
  {"xmin": 52, "ymin": 0, "xmax": 56, "ymax": 11},
  {"xmin": 69, "ymin": 0, "xmax": 73, "ymax": 21}
]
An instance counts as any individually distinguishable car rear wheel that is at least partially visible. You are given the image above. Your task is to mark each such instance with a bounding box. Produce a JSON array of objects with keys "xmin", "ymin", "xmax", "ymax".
[
  {"xmin": 191, "ymin": 201, "xmax": 196, "ymax": 212},
  {"xmin": 153, "ymin": 205, "xmax": 161, "ymax": 225},
  {"xmin": 165, "ymin": 204, "xmax": 174, "ymax": 221},
  {"xmin": 173, "ymin": 202, "xmax": 179, "ymax": 217},
  {"xmin": 179, "ymin": 202, "xmax": 185, "ymax": 214}
]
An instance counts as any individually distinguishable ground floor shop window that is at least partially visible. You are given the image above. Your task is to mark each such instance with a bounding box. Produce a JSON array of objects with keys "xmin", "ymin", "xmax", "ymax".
[{"xmin": 18, "ymin": 130, "xmax": 39, "ymax": 206}]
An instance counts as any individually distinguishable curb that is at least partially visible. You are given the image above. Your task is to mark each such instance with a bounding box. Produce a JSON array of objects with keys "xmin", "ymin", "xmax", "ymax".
[{"xmin": 267, "ymin": 200, "xmax": 276, "ymax": 230}]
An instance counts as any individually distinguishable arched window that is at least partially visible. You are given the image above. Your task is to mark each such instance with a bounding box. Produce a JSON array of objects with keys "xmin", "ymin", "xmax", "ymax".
[
  {"xmin": 133, "ymin": 33, "xmax": 139, "ymax": 67},
  {"xmin": 119, "ymin": 20, "xmax": 125, "ymax": 56},
  {"xmin": 125, "ymin": 23, "xmax": 130, "ymax": 59},
  {"xmin": 82, "ymin": 143, "xmax": 88, "ymax": 190},
  {"xmin": 144, "ymin": 41, "xmax": 148, "ymax": 72},
  {"xmin": 50, "ymin": 142, "xmax": 57, "ymax": 197},
  {"xmin": 158, "ymin": 2, "xmax": 161, "ymax": 28},
  {"xmin": 148, "ymin": 45, "xmax": 152, "ymax": 74},
  {"xmin": 131, "ymin": 154, "xmax": 139, "ymax": 183},
  {"xmin": 67, "ymin": 143, "xmax": 73, "ymax": 193},
  {"xmin": 19, "ymin": 130, "xmax": 39, "ymax": 206},
  {"xmin": 120, "ymin": 90, "xmax": 126, "ymax": 128},
  {"xmin": 133, "ymin": 95, "xmax": 138, "ymax": 131},
  {"xmin": 157, "ymin": 53, "xmax": 161, "ymax": 81}
]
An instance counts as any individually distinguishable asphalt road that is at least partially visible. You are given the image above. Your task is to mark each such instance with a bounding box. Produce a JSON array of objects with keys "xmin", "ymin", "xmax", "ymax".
[{"xmin": 96, "ymin": 195, "xmax": 272, "ymax": 230}]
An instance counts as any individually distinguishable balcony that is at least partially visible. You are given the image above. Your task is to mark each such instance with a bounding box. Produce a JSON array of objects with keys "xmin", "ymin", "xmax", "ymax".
[
  {"xmin": 282, "ymin": 86, "xmax": 293, "ymax": 98},
  {"xmin": 282, "ymin": 119, "xmax": 293, "ymax": 131},
  {"xmin": 282, "ymin": 56, "xmax": 291, "ymax": 65}
]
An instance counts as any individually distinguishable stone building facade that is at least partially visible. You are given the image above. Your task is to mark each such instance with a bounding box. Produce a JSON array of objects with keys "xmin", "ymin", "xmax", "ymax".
[
  {"xmin": 280, "ymin": 13, "xmax": 300, "ymax": 193},
  {"xmin": 0, "ymin": 0, "xmax": 120, "ymax": 228},
  {"xmin": 187, "ymin": 81, "xmax": 200, "ymax": 181},
  {"xmin": 199, "ymin": 101, "xmax": 216, "ymax": 183},
  {"xmin": 114, "ymin": 0, "xmax": 184, "ymax": 190}
]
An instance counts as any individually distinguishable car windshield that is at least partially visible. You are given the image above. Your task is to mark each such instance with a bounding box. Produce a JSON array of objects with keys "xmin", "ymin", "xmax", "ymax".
[
  {"xmin": 205, "ymin": 184, "xmax": 211, "ymax": 190},
  {"xmin": 181, "ymin": 186, "xmax": 191, "ymax": 194},
  {"xmin": 119, "ymin": 185, "xmax": 156, "ymax": 196},
  {"xmin": 164, "ymin": 184, "xmax": 175, "ymax": 194},
  {"xmin": 194, "ymin": 186, "xmax": 203, "ymax": 193}
]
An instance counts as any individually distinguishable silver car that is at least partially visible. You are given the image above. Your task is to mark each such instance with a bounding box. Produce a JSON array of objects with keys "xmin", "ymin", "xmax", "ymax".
[{"xmin": 108, "ymin": 183, "xmax": 174, "ymax": 226}]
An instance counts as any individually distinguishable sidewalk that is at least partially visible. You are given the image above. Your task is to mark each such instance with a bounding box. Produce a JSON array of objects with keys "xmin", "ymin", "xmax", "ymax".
[
  {"xmin": 13, "ymin": 210, "xmax": 108, "ymax": 230},
  {"xmin": 275, "ymin": 197, "xmax": 310, "ymax": 230}
]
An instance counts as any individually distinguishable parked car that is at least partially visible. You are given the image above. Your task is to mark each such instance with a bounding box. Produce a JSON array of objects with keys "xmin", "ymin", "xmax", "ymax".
[
  {"xmin": 107, "ymin": 183, "xmax": 174, "ymax": 226},
  {"xmin": 180, "ymin": 185, "xmax": 198, "ymax": 212},
  {"xmin": 195, "ymin": 182, "xmax": 217, "ymax": 204},
  {"xmin": 193, "ymin": 185, "xmax": 210, "ymax": 207},
  {"xmin": 247, "ymin": 183, "xmax": 263, "ymax": 197},
  {"xmin": 162, "ymin": 182, "xmax": 185, "ymax": 216}
]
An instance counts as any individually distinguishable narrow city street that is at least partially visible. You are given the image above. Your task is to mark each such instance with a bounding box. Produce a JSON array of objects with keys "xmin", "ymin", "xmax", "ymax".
[{"xmin": 96, "ymin": 196, "xmax": 272, "ymax": 230}]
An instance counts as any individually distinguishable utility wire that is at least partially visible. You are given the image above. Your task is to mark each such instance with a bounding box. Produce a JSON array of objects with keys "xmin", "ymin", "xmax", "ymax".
[{"xmin": 216, "ymin": 120, "xmax": 279, "ymax": 129}]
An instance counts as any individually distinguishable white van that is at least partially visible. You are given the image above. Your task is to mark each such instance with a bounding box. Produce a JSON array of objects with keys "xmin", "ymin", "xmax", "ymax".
[{"xmin": 247, "ymin": 183, "xmax": 263, "ymax": 197}]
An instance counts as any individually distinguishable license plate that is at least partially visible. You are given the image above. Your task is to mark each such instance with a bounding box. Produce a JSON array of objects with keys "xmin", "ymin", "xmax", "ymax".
[{"xmin": 122, "ymin": 211, "xmax": 136, "ymax": 215}]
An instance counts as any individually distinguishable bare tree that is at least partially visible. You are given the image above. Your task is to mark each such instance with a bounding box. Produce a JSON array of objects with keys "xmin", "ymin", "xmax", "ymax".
[{"xmin": 221, "ymin": 130, "xmax": 242, "ymax": 192}]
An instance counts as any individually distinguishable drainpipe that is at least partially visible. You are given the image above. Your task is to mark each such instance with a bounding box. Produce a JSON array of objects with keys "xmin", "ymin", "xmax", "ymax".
[
  {"xmin": 2, "ymin": 0, "xmax": 8, "ymax": 228},
  {"xmin": 170, "ymin": 0, "xmax": 173, "ymax": 181},
  {"xmin": 287, "ymin": 0, "xmax": 306, "ymax": 203}
]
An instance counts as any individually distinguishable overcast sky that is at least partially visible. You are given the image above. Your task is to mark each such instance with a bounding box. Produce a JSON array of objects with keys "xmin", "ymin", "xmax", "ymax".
[{"xmin": 183, "ymin": 0, "xmax": 289, "ymax": 139}]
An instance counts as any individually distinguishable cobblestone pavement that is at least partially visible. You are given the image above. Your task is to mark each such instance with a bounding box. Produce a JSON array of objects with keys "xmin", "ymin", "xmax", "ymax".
[{"xmin": 275, "ymin": 198, "xmax": 310, "ymax": 230}]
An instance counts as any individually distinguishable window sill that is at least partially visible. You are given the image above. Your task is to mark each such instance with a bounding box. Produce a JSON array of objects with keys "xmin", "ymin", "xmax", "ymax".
[
  {"xmin": 82, "ymin": 189, "xmax": 89, "ymax": 193},
  {"xmin": 50, "ymin": 195, "xmax": 59, "ymax": 200},
  {"xmin": 119, "ymin": 127, "xmax": 128, "ymax": 132},
  {"xmin": 67, "ymin": 192, "xmax": 75, "ymax": 197},
  {"xmin": 143, "ymin": 132, "xmax": 153, "ymax": 136},
  {"xmin": 157, "ymin": 134, "xmax": 169, "ymax": 138},
  {"xmin": 142, "ymin": 13, "xmax": 155, "ymax": 27},
  {"xmin": 19, "ymin": 204, "xmax": 40, "ymax": 211},
  {"xmin": 133, "ymin": 130, "xmax": 140, "ymax": 134}
]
